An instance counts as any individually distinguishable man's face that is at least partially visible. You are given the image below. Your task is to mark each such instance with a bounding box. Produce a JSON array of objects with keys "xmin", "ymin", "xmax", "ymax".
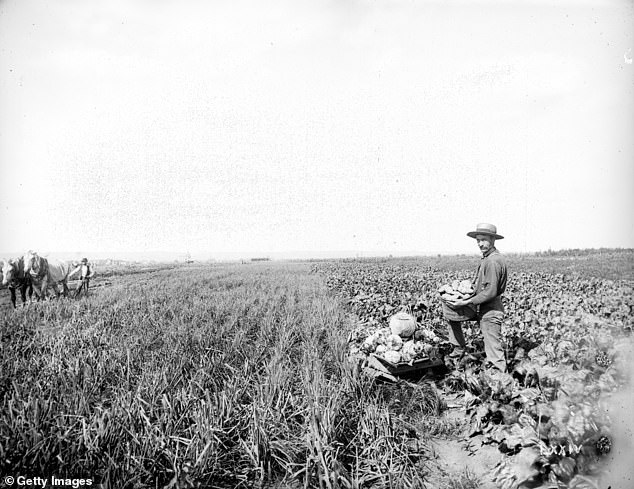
[{"xmin": 475, "ymin": 235, "xmax": 494, "ymax": 254}]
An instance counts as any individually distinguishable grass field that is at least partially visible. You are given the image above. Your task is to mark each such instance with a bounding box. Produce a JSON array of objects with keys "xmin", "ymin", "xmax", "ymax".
[{"xmin": 1, "ymin": 250, "xmax": 632, "ymax": 488}]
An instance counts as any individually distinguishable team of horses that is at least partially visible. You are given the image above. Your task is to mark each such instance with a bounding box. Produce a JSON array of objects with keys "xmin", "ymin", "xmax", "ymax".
[{"xmin": 1, "ymin": 251, "xmax": 74, "ymax": 308}]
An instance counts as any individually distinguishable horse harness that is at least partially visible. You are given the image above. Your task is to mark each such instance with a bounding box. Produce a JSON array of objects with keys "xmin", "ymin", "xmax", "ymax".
[{"xmin": 29, "ymin": 255, "xmax": 49, "ymax": 281}]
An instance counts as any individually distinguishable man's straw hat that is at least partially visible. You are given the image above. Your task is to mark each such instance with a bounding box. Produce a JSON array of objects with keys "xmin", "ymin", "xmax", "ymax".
[{"xmin": 466, "ymin": 223, "xmax": 504, "ymax": 240}]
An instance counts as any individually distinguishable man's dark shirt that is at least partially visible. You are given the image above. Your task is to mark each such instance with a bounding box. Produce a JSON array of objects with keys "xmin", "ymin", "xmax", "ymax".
[{"xmin": 470, "ymin": 247, "xmax": 507, "ymax": 313}]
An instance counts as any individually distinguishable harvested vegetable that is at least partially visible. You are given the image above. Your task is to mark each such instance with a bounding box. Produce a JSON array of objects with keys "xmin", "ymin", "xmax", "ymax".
[{"xmin": 389, "ymin": 311, "xmax": 417, "ymax": 338}]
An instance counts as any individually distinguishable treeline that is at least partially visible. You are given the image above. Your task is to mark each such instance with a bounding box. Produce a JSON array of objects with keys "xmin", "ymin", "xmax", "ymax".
[{"xmin": 529, "ymin": 247, "xmax": 633, "ymax": 257}]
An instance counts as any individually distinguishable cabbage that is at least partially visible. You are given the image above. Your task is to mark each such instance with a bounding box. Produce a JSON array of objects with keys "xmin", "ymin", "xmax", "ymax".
[
  {"xmin": 401, "ymin": 341, "xmax": 415, "ymax": 362},
  {"xmin": 361, "ymin": 335, "xmax": 377, "ymax": 354},
  {"xmin": 389, "ymin": 312, "xmax": 416, "ymax": 338},
  {"xmin": 411, "ymin": 341, "xmax": 426, "ymax": 356},
  {"xmin": 385, "ymin": 334, "xmax": 403, "ymax": 351},
  {"xmin": 402, "ymin": 340, "xmax": 429, "ymax": 360},
  {"xmin": 383, "ymin": 350, "xmax": 402, "ymax": 364}
]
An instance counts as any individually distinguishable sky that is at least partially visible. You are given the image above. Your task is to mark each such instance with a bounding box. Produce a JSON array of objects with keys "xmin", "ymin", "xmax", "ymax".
[{"xmin": 1, "ymin": 0, "xmax": 633, "ymax": 260}]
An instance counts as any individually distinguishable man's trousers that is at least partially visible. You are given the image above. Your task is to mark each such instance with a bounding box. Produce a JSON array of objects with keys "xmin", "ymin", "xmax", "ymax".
[
  {"xmin": 74, "ymin": 278, "xmax": 90, "ymax": 298},
  {"xmin": 446, "ymin": 309, "xmax": 506, "ymax": 372}
]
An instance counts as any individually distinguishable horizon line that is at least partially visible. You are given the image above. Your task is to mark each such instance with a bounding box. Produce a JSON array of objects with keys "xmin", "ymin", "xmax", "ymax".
[{"xmin": 1, "ymin": 247, "xmax": 632, "ymax": 262}]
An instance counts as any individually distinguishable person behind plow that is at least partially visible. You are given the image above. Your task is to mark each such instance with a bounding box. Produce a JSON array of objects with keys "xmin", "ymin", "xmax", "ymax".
[
  {"xmin": 68, "ymin": 257, "xmax": 95, "ymax": 298},
  {"xmin": 443, "ymin": 223, "xmax": 508, "ymax": 373}
]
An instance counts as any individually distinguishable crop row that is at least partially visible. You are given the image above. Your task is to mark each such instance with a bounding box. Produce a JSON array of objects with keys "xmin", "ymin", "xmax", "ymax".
[
  {"xmin": 1, "ymin": 263, "xmax": 445, "ymax": 488},
  {"xmin": 311, "ymin": 256, "xmax": 633, "ymax": 488}
]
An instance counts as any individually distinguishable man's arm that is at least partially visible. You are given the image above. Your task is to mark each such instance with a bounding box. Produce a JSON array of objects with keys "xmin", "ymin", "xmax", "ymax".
[
  {"xmin": 68, "ymin": 266, "xmax": 81, "ymax": 279},
  {"xmin": 446, "ymin": 261, "xmax": 501, "ymax": 307},
  {"xmin": 469, "ymin": 261, "xmax": 500, "ymax": 305}
]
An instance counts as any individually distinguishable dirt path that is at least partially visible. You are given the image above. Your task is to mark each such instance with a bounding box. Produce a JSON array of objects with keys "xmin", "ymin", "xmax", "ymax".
[{"xmin": 427, "ymin": 396, "xmax": 503, "ymax": 488}]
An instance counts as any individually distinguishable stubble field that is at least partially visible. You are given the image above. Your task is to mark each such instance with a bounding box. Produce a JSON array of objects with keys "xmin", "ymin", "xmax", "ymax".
[{"xmin": 1, "ymin": 250, "xmax": 632, "ymax": 488}]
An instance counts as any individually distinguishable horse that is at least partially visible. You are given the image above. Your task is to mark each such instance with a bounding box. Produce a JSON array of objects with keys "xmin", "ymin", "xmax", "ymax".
[
  {"xmin": 1, "ymin": 257, "xmax": 34, "ymax": 308},
  {"xmin": 22, "ymin": 251, "xmax": 72, "ymax": 300}
]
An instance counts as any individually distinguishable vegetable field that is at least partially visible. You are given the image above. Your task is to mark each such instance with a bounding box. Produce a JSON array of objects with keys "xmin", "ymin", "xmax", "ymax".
[{"xmin": 1, "ymin": 250, "xmax": 633, "ymax": 488}]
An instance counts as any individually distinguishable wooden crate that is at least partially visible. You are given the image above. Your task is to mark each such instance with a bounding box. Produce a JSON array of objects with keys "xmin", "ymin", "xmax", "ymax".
[{"xmin": 362, "ymin": 351, "xmax": 445, "ymax": 381}]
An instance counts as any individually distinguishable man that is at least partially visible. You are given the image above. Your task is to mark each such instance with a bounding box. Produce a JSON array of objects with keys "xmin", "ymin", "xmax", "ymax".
[
  {"xmin": 68, "ymin": 258, "xmax": 95, "ymax": 298},
  {"xmin": 444, "ymin": 223, "xmax": 508, "ymax": 372}
]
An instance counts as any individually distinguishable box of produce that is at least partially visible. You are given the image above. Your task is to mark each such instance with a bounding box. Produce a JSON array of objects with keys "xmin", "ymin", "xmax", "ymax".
[
  {"xmin": 370, "ymin": 350, "xmax": 443, "ymax": 372},
  {"xmin": 351, "ymin": 312, "xmax": 445, "ymax": 378},
  {"xmin": 438, "ymin": 280, "xmax": 477, "ymax": 321}
]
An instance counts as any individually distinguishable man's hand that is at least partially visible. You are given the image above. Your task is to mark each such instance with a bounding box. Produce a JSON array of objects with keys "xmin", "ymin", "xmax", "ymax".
[{"xmin": 445, "ymin": 297, "xmax": 471, "ymax": 308}]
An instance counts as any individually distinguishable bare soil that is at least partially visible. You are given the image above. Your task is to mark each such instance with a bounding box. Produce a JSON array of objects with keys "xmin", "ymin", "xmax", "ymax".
[{"xmin": 427, "ymin": 397, "xmax": 502, "ymax": 488}]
